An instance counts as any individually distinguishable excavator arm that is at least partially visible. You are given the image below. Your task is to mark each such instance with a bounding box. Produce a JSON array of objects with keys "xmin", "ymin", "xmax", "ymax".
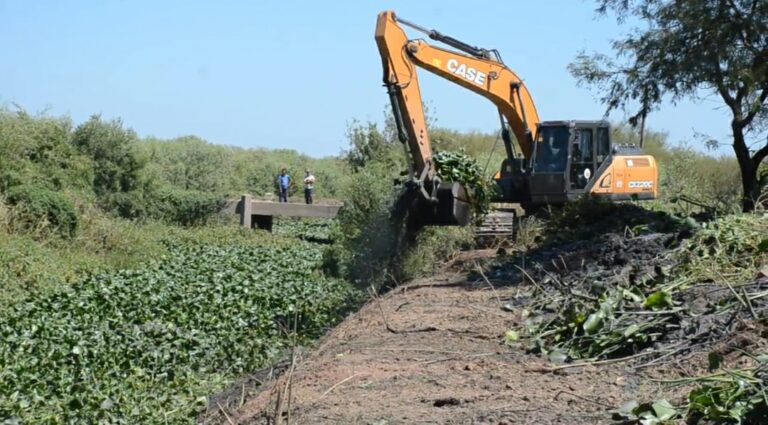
[{"xmin": 375, "ymin": 10, "xmax": 541, "ymax": 173}]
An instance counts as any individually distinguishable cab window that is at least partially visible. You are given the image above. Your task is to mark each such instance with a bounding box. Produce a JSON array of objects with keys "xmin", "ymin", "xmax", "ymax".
[
  {"xmin": 596, "ymin": 127, "xmax": 610, "ymax": 162},
  {"xmin": 569, "ymin": 128, "xmax": 593, "ymax": 190},
  {"xmin": 533, "ymin": 126, "xmax": 569, "ymax": 173}
]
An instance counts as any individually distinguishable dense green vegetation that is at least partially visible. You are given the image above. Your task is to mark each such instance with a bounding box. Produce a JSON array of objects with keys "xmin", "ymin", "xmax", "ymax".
[
  {"xmin": 0, "ymin": 107, "xmax": 481, "ymax": 423},
  {"xmin": 0, "ymin": 235, "xmax": 353, "ymax": 423},
  {"xmin": 0, "ymin": 108, "xmax": 359, "ymax": 423}
]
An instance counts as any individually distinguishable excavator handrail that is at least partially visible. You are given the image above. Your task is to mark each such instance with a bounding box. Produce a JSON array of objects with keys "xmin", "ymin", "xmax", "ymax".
[{"xmin": 394, "ymin": 15, "xmax": 492, "ymax": 60}]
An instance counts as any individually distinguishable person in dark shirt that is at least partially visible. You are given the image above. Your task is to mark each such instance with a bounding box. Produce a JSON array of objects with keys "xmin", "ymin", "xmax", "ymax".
[{"xmin": 277, "ymin": 168, "xmax": 291, "ymax": 202}]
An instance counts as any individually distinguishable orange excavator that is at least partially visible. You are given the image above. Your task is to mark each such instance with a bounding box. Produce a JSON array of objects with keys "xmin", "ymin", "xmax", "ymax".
[{"xmin": 375, "ymin": 11, "xmax": 658, "ymax": 227}]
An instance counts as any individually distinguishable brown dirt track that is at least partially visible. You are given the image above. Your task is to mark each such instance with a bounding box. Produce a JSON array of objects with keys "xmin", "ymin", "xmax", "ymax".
[{"xmin": 202, "ymin": 258, "xmax": 729, "ymax": 424}]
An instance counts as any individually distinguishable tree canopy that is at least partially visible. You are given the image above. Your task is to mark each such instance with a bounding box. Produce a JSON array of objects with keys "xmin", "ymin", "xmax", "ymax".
[{"xmin": 570, "ymin": 0, "xmax": 767, "ymax": 210}]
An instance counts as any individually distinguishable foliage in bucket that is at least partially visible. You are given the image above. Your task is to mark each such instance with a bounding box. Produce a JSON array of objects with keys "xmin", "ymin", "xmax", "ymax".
[{"xmin": 432, "ymin": 150, "xmax": 491, "ymax": 221}]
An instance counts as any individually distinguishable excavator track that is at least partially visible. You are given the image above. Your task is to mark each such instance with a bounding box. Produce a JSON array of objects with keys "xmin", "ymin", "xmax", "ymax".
[{"xmin": 475, "ymin": 207, "xmax": 519, "ymax": 246}]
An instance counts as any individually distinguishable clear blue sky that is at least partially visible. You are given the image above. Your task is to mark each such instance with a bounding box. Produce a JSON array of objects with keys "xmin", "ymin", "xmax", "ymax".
[{"xmin": 1, "ymin": 0, "xmax": 732, "ymax": 157}]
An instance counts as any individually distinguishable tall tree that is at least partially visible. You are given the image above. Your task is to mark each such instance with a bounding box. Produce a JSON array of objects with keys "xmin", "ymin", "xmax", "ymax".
[{"xmin": 570, "ymin": 0, "xmax": 767, "ymax": 211}]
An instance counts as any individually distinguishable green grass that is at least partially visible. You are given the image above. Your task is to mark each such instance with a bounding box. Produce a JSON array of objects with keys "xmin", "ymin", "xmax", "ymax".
[{"xmin": 0, "ymin": 208, "xmax": 277, "ymax": 304}]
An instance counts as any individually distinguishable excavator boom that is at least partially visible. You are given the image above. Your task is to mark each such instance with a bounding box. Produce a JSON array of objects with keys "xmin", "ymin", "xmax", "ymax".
[{"xmin": 376, "ymin": 11, "xmax": 540, "ymax": 167}]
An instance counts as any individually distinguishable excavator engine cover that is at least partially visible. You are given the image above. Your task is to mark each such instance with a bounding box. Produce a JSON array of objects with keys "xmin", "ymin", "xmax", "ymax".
[{"xmin": 417, "ymin": 181, "xmax": 472, "ymax": 226}]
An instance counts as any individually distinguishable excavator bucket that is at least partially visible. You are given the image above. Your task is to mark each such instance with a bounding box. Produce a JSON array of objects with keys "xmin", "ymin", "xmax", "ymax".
[{"xmin": 417, "ymin": 181, "xmax": 473, "ymax": 226}]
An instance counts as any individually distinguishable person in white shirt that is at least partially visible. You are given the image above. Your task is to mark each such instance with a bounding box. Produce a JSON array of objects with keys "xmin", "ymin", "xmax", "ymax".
[{"xmin": 303, "ymin": 169, "xmax": 315, "ymax": 204}]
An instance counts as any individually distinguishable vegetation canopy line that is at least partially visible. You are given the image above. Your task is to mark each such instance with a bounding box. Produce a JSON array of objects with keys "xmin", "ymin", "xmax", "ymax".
[{"xmin": 570, "ymin": 0, "xmax": 768, "ymax": 211}]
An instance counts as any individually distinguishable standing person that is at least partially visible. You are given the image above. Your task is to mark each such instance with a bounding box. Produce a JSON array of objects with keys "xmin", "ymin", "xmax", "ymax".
[
  {"xmin": 303, "ymin": 169, "xmax": 315, "ymax": 205},
  {"xmin": 277, "ymin": 168, "xmax": 291, "ymax": 202}
]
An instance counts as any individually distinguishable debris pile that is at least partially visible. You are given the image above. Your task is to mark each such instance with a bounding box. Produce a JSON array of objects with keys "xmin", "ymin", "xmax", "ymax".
[{"xmin": 491, "ymin": 207, "xmax": 768, "ymax": 423}]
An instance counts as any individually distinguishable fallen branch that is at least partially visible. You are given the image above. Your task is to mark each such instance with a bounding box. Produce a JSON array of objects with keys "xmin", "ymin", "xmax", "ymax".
[
  {"xmin": 359, "ymin": 347, "xmax": 461, "ymax": 354},
  {"xmin": 475, "ymin": 264, "xmax": 502, "ymax": 307},
  {"xmin": 422, "ymin": 351, "xmax": 497, "ymax": 365},
  {"xmin": 632, "ymin": 341, "xmax": 691, "ymax": 370},
  {"xmin": 217, "ymin": 402, "xmax": 235, "ymax": 425},
  {"xmin": 318, "ymin": 373, "xmax": 360, "ymax": 401},
  {"xmin": 525, "ymin": 349, "xmax": 657, "ymax": 373},
  {"xmin": 373, "ymin": 288, "xmax": 439, "ymax": 333}
]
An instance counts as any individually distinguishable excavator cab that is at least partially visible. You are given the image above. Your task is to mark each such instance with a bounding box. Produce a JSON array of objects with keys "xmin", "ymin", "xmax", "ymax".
[
  {"xmin": 527, "ymin": 121, "xmax": 607, "ymax": 204},
  {"xmin": 494, "ymin": 121, "xmax": 611, "ymax": 205},
  {"xmin": 521, "ymin": 120, "xmax": 657, "ymax": 206}
]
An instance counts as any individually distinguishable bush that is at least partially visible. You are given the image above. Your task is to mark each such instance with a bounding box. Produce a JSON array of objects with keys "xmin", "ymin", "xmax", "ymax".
[
  {"xmin": 146, "ymin": 187, "xmax": 226, "ymax": 226},
  {"xmin": 97, "ymin": 190, "xmax": 148, "ymax": 219},
  {"xmin": 72, "ymin": 115, "xmax": 144, "ymax": 198},
  {"xmin": 97, "ymin": 187, "xmax": 225, "ymax": 226},
  {"xmin": 400, "ymin": 226, "xmax": 475, "ymax": 278},
  {"xmin": 0, "ymin": 109, "xmax": 93, "ymax": 195},
  {"xmin": 139, "ymin": 136, "xmax": 233, "ymax": 193},
  {"xmin": 5, "ymin": 185, "xmax": 78, "ymax": 237},
  {"xmin": 344, "ymin": 120, "xmax": 402, "ymax": 172},
  {"xmin": 335, "ymin": 163, "xmax": 403, "ymax": 288},
  {"xmin": 662, "ymin": 144, "xmax": 741, "ymax": 214}
]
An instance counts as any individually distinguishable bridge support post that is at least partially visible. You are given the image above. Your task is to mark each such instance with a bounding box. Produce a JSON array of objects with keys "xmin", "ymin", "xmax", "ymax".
[{"xmin": 240, "ymin": 195, "xmax": 252, "ymax": 228}]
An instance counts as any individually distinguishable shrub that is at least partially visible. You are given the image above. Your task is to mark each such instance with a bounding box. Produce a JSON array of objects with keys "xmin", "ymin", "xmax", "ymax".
[
  {"xmin": 400, "ymin": 226, "xmax": 475, "ymax": 279},
  {"xmin": 139, "ymin": 136, "xmax": 233, "ymax": 193},
  {"xmin": 72, "ymin": 115, "xmax": 144, "ymax": 198},
  {"xmin": 335, "ymin": 163, "xmax": 403, "ymax": 288},
  {"xmin": 146, "ymin": 187, "xmax": 226, "ymax": 226},
  {"xmin": 343, "ymin": 120, "xmax": 401, "ymax": 172},
  {"xmin": 662, "ymin": 144, "xmax": 741, "ymax": 214},
  {"xmin": 5, "ymin": 185, "xmax": 78, "ymax": 237},
  {"xmin": 0, "ymin": 109, "xmax": 93, "ymax": 194},
  {"xmin": 98, "ymin": 190, "xmax": 148, "ymax": 219}
]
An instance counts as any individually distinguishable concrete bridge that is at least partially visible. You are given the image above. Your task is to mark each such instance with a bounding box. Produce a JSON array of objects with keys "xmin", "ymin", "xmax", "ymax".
[{"xmin": 230, "ymin": 195, "xmax": 342, "ymax": 231}]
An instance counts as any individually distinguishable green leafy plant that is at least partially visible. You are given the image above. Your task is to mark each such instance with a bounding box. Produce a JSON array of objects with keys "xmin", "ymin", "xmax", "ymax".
[
  {"xmin": 274, "ymin": 218, "xmax": 337, "ymax": 243},
  {"xmin": 526, "ymin": 283, "xmax": 676, "ymax": 361},
  {"xmin": 613, "ymin": 399, "xmax": 680, "ymax": 425},
  {"xmin": 433, "ymin": 150, "xmax": 491, "ymax": 220},
  {"xmin": 676, "ymin": 214, "xmax": 768, "ymax": 284},
  {"xmin": 626, "ymin": 361, "xmax": 768, "ymax": 425},
  {"xmin": 684, "ymin": 363, "xmax": 768, "ymax": 424}
]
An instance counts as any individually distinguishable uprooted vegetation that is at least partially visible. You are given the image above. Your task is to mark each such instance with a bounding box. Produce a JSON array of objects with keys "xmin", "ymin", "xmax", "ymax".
[{"xmin": 490, "ymin": 200, "xmax": 768, "ymax": 423}]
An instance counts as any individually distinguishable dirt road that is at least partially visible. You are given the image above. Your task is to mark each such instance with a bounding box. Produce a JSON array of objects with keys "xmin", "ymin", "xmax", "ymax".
[{"xmin": 206, "ymin": 256, "xmax": 693, "ymax": 424}]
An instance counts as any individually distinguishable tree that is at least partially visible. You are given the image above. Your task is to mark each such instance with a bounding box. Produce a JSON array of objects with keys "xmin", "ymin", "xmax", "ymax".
[{"xmin": 569, "ymin": 0, "xmax": 768, "ymax": 211}]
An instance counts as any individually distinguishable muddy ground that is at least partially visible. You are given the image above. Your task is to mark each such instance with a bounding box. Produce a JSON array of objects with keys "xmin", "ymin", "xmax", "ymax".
[{"xmin": 201, "ymin": 216, "xmax": 767, "ymax": 425}]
